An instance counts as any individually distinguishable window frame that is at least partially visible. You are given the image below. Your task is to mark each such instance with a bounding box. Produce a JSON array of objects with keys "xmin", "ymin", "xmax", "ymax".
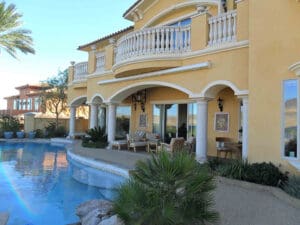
[{"xmin": 282, "ymin": 79, "xmax": 300, "ymax": 160}]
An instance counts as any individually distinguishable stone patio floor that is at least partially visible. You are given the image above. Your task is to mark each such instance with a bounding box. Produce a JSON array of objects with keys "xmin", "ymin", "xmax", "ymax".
[{"xmin": 69, "ymin": 140, "xmax": 300, "ymax": 225}]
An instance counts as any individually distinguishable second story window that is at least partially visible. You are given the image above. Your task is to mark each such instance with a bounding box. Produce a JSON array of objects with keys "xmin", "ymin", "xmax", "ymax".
[
  {"xmin": 13, "ymin": 99, "xmax": 18, "ymax": 110},
  {"xmin": 27, "ymin": 98, "xmax": 32, "ymax": 110},
  {"xmin": 34, "ymin": 97, "xmax": 40, "ymax": 111},
  {"xmin": 169, "ymin": 18, "xmax": 191, "ymax": 27}
]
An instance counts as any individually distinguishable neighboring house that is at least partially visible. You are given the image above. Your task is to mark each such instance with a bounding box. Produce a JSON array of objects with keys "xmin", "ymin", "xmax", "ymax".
[
  {"xmin": 2, "ymin": 84, "xmax": 44, "ymax": 116},
  {"xmin": 67, "ymin": 0, "xmax": 300, "ymax": 174}
]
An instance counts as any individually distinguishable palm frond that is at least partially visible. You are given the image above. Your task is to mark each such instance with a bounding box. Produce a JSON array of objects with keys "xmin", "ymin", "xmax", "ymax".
[{"xmin": 0, "ymin": 2, "xmax": 35, "ymax": 58}]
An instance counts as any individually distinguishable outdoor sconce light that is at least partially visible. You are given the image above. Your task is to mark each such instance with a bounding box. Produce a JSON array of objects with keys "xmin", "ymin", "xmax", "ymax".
[
  {"xmin": 217, "ymin": 97, "xmax": 224, "ymax": 112},
  {"xmin": 132, "ymin": 89, "xmax": 147, "ymax": 112}
]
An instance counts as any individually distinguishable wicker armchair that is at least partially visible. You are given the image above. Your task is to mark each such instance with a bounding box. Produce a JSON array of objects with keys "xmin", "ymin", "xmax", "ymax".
[{"xmin": 161, "ymin": 137, "xmax": 185, "ymax": 153}]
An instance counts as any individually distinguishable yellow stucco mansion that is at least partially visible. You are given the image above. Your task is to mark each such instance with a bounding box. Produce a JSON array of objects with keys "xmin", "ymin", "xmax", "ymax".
[{"xmin": 67, "ymin": 0, "xmax": 300, "ymax": 173}]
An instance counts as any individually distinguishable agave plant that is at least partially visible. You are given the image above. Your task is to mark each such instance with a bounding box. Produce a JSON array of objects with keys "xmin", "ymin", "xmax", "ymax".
[
  {"xmin": 0, "ymin": 2, "xmax": 35, "ymax": 58},
  {"xmin": 113, "ymin": 151, "xmax": 219, "ymax": 225}
]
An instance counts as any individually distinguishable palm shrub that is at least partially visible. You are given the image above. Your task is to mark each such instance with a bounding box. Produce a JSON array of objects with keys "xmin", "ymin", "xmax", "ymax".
[
  {"xmin": 113, "ymin": 151, "xmax": 219, "ymax": 225},
  {"xmin": 82, "ymin": 126, "xmax": 108, "ymax": 148}
]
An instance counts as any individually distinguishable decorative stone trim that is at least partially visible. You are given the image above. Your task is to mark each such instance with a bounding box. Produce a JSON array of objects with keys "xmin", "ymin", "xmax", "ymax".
[
  {"xmin": 67, "ymin": 150, "xmax": 129, "ymax": 178},
  {"xmin": 99, "ymin": 62, "xmax": 211, "ymax": 85},
  {"xmin": 289, "ymin": 61, "xmax": 300, "ymax": 76}
]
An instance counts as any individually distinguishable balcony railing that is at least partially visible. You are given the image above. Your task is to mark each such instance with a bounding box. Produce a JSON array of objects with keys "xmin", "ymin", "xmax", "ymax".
[
  {"xmin": 74, "ymin": 62, "xmax": 88, "ymax": 81},
  {"xmin": 96, "ymin": 52, "xmax": 105, "ymax": 72},
  {"xmin": 208, "ymin": 10, "xmax": 237, "ymax": 47},
  {"xmin": 115, "ymin": 25, "xmax": 191, "ymax": 64}
]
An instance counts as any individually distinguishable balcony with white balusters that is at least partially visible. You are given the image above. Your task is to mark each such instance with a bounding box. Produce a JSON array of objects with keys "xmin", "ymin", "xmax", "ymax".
[
  {"xmin": 113, "ymin": 25, "xmax": 191, "ymax": 77},
  {"xmin": 208, "ymin": 10, "xmax": 237, "ymax": 47},
  {"xmin": 112, "ymin": 9, "xmax": 241, "ymax": 78},
  {"xmin": 74, "ymin": 62, "xmax": 88, "ymax": 82}
]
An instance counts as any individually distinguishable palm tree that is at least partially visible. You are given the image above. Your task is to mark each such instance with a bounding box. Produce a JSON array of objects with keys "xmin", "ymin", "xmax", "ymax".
[
  {"xmin": 0, "ymin": 2, "xmax": 35, "ymax": 58},
  {"xmin": 113, "ymin": 151, "xmax": 219, "ymax": 225}
]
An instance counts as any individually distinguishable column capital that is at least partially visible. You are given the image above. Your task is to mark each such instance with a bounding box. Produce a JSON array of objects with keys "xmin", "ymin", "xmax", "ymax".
[
  {"xmin": 105, "ymin": 101, "xmax": 119, "ymax": 106},
  {"xmin": 193, "ymin": 97, "xmax": 213, "ymax": 103},
  {"xmin": 237, "ymin": 95, "xmax": 249, "ymax": 101}
]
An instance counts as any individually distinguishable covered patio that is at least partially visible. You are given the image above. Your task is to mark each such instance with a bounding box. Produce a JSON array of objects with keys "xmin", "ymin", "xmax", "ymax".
[{"xmin": 69, "ymin": 80, "xmax": 248, "ymax": 161}]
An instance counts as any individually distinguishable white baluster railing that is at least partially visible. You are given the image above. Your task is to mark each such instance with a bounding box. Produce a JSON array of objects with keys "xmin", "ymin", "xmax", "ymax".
[
  {"xmin": 208, "ymin": 10, "xmax": 237, "ymax": 47},
  {"xmin": 96, "ymin": 51, "xmax": 105, "ymax": 72},
  {"xmin": 74, "ymin": 62, "xmax": 88, "ymax": 81},
  {"xmin": 115, "ymin": 25, "xmax": 191, "ymax": 64}
]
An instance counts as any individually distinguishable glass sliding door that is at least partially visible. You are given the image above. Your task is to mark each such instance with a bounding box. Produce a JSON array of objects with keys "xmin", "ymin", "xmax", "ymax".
[
  {"xmin": 178, "ymin": 104, "xmax": 187, "ymax": 139},
  {"xmin": 116, "ymin": 106, "xmax": 131, "ymax": 139},
  {"xmin": 187, "ymin": 103, "xmax": 197, "ymax": 138},
  {"xmin": 153, "ymin": 104, "xmax": 163, "ymax": 138},
  {"xmin": 165, "ymin": 104, "xmax": 178, "ymax": 143},
  {"xmin": 98, "ymin": 106, "xmax": 106, "ymax": 129},
  {"xmin": 152, "ymin": 103, "xmax": 196, "ymax": 143}
]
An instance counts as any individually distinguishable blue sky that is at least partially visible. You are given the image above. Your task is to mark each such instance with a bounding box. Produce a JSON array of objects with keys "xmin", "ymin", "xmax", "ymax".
[{"xmin": 0, "ymin": 0, "xmax": 136, "ymax": 109}]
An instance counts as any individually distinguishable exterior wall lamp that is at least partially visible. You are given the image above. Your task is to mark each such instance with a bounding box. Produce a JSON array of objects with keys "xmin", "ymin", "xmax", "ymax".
[
  {"xmin": 217, "ymin": 97, "xmax": 224, "ymax": 112},
  {"xmin": 132, "ymin": 89, "xmax": 147, "ymax": 112}
]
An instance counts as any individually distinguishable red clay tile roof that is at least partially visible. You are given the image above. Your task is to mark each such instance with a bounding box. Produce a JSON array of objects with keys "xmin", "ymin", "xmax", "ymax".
[{"xmin": 78, "ymin": 26, "xmax": 134, "ymax": 50}]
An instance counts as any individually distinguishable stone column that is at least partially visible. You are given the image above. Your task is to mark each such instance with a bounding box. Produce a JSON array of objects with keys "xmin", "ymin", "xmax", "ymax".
[
  {"xmin": 107, "ymin": 103, "xmax": 117, "ymax": 144},
  {"xmin": 241, "ymin": 96, "xmax": 249, "ymax": 159},
  {"xmin": 69, "ymin": 106, "xmax": 76, "ymax": 138},
  {"xmin": 89, "ymin": 103, "xmax": 98, "ymax": 129},
  {"xmin": 196, "ymin": 99, "xmax": 209, "ymax": 162}
]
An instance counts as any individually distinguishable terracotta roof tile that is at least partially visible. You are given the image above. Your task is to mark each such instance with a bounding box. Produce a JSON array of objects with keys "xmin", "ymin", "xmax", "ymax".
[{"xmin": 78, "ymin": 26, "xmax": 134, "ymax": 50}]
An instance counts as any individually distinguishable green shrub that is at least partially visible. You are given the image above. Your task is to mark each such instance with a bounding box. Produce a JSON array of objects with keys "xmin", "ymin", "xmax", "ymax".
[
  {"xmin": 0, "ymin": 115, "xmax": 20, "ymax": 134},
  {"xmin": 82, "ymin": 126, "xmax": 108, "ymax": 148},
  {"xmin": 283, "ymin": 176, "xmax": 300, "ymax": 199},
  {"xmin": 245, "ymin": 162, "xmax": 287, "ymax": 187},
  {"xmin": 34, "ymin": 129, "xmax": 44, "ymax": 138},
  {"xmin": 54, "ymin": 125, "xmax": 66, "ymax": 137},
  {"xmin": 216, "ymin": 160, "xmax": 287, "ymax": 187},
  {"xmin": 113, "ymin": 151, "xmax": 219, "ymax": 225},
  {"xmin": 217, "ymin": 160, "xmax": 250, "ymax": 180},
  {"xmin": 45, "ymin": 122, "xmax": 66, "ymax": 138}
]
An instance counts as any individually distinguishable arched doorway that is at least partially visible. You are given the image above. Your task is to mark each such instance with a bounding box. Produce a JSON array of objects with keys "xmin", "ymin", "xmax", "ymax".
[
  {"xmin": 199, "ymin": 80, "xmax": 248, "ymax": 160},
  {"xmin": 69, "ymin": 96, "xmax": 88, "ymax": 137},
  {"xmin": 106, "ymin": 82, "xmax": 195, "ymax": 144}
]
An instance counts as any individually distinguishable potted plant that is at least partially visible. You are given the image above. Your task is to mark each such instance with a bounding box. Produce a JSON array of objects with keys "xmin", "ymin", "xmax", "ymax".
[
  {"xmin": 0, "ymin": 115, "xmax": 20, "ymax": 139},
  {"xmin": 16, "ymin": 131, "xmax": 25, "ymax": 138},
  {"xmin": 28, "ymin": 131, "xmax": 36, "ymax": 139}
]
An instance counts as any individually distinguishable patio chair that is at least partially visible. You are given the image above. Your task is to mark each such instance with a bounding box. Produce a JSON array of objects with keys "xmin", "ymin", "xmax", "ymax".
[
  {"xmin": 126, "ymin": 132, "xmax": 147, "ymax": 152},
  {"xmin": 161, "ymin": 137, "xmax": 185, "ymax": 153},
  {"xmin": 184, "ymin": 137, "xmax": 196, "ymax": 153},
  {"xmin": 146, "ymin": 132, "xmax": 160, "ymax": 153}
]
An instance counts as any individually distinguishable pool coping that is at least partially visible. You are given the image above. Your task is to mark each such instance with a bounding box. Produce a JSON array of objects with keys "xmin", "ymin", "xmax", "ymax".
[{"xmin": 67, "ymin": 150, "xmax": 130, "ymax": 178}]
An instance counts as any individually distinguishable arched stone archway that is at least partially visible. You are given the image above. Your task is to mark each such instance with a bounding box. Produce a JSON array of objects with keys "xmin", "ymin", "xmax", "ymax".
[
  {"xmin": 69, "ymin": 96, "xmax": 87, "ymax": 138},
  {"xmin": 105, "ymin": 81, "xmax": 194, "ymax": 144},
  {"xmin": 195, "ymin": 80, "xmax": 249, "ymax": 161},
  {"xmin": 89, "ymin": 94, "xmax": 105, "ymax": 129},
  {"xmin": 107, "ymin": 81, "xmax": 194, "ymax": 103}
]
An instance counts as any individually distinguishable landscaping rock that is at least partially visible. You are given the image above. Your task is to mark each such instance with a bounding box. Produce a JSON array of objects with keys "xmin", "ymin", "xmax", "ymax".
[
  {"xmin": 98, "ymin": 215, "xmax": 124, "ymax": 225},
  {"xmin": 81, "ymin": 208, "xmax": 102, "ymax": 225},
  {"xmin": 77, "ymin": 200, "xmax": 120, "ymax": 225},
  {"xmin": 76, "ymin": 200, "xmax": 113, "ymax": 217},
  {"xmin": 0, "ymin": 212, "xmax": 9, "ymax": 225}
]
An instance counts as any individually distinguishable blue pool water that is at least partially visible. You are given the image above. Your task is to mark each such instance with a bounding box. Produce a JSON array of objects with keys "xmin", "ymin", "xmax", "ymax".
[{"xmin": 0, "ymin": 142, "xmax": 125, "ymax": 225}]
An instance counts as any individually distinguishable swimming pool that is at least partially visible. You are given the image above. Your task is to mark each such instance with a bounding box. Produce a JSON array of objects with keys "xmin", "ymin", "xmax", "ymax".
[{"xmin": 0, "ymin": 142, "xmax": 125, "ymax": 225}]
